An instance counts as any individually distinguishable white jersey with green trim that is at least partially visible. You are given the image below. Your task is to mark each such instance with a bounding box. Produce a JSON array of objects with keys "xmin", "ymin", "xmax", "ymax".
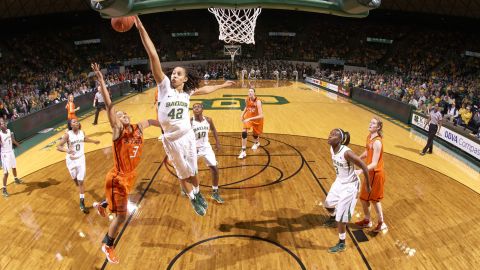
[
  {"xmin": 0, "ymin": 129, "xmax": 13, "ymax": 153},
  {"xmin": 330, "ymin": 145, "xmax": 358, "ymax": 184},
  {"xmin": 67, "ymin": 130, "xmax": 85, "ymax": 159},
  {"xmin": 157, "ymin": 76, "xmax": 192, "ymax": 141},
  {"xmin": 192, "ymin": 117, "xmax": 211, "ymax": 148}
]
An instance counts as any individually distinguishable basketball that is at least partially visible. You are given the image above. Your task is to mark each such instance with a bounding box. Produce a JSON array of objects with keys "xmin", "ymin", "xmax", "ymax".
[{"xmin": 111, "ymin": 16, "xmax": 135, "ymax": 32}]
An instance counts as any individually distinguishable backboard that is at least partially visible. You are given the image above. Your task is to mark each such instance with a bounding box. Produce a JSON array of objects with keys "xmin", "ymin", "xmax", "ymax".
[{"xmin": 91, "ymin": 0, "xmax": 381, "ymax": 18}]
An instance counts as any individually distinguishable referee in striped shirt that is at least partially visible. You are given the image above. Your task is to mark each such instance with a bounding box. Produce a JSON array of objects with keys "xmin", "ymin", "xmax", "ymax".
[
  {"xmin": 92, "ymin": 87, "xmax": 106, "ymax": 125},
  {"xmin": 421, "ymin": 104, "xmax": 442, "ymax": 155}
]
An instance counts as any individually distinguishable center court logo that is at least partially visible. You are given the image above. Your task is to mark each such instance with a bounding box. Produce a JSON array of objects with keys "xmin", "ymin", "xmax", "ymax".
[{"xmin": 191, "ymin": 94, "xmax": 289, "ymax": 110}]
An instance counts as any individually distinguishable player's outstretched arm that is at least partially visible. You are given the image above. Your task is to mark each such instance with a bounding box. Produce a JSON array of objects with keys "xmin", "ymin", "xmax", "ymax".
[
  {"xmin": 137, "ymin": 119, "xmax": 161, "ymax": 131},
  {"xmin": 84, "ymin": 136, "xmax": 100, "ymax": 145},
  {"xmin": 91, "ymin": 63, "xmax": 122, "ymax": 131},
  {"xmin": 193, "ymin": 81, "xmax": 235, "ymax": 96},
  {"xmin": 345, "ymin": 150, "xmax": 371, "ymax": 193},
  {"xmin": 133, "ymin": 16, "xmax": 164, "ymax": 84}
]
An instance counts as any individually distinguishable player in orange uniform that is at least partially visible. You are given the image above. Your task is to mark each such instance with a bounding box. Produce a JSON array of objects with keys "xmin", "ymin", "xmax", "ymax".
[
  {"xmin": 65, "ymin": 94, "xmax": 79, "ymax": 130},
  {"xmin": 238, "ymin": 88, "xmax": 264, "ymax": 159},
  {"xmin": 91, "ymin": 63, "xmax": 160, "ymax": 264},
  {"xmin": 355, "ymin": 117, "xmax": 388, "ymax": 233}
]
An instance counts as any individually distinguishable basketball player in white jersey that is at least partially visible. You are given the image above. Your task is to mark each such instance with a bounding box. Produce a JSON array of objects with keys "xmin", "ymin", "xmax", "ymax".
[
  {"xmin": 241, "ymin": 67, "xmax": 247, "ymax": 81},
  {"xmin": 281, "ymin": 69, "xmax": 287, "ymax": 80},
  {"xmin": 191, "ymin": 103, "xmax": 224, "ymax": 203},
  {"xmin": 0, "ymin": 119, "xmax": 23, "ymax": 197},
  {"xmin": 134, "ymin": 16, "xmax": 234, "ymax": 216},
  {"xmin": 57, "ymin": 118, "xmax": 100, "ymax": 213},
  {"xmin": 323, "ymin": 128, "xmax": 370, "ymax": 254}
]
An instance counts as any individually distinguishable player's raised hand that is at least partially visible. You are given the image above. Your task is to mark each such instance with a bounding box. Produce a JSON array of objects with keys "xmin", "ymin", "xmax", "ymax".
[
  {"xmin": 91, "ymin": 63, "xmax": 103, "ymax": 80},
  {"xmin": 133, "ymin": 16, "xmax": 142, "ymax": 28},
  {"xmin": 223, "ymin": 81, "xmax": 235, "ymax": 87}
]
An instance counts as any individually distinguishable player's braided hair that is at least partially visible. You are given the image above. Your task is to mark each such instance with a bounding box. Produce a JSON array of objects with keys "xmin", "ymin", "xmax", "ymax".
[{"xmin": 337, "ymin": 128, "xmax": 351, "ymax": 146}]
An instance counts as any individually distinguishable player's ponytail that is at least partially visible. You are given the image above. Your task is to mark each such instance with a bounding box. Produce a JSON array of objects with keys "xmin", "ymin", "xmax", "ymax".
[
  {"xmin": 337, "ymin": 128, "xmax": 350, "ymax": 146},
  {"xmin": 343, "ymin": 131, "xmax": 350, "ymax": 146}
]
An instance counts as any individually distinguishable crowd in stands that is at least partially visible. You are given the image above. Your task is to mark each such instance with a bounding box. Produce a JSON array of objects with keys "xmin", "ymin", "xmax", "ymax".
[{"xmin": 0, "ymin": 10, "xmax": 478, "ymax": 137}]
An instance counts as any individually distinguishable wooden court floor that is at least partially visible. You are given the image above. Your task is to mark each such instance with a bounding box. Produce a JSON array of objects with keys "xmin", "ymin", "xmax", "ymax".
[{"xmin": 1, "ymin": 81, "xmax": 479, "ymax": 269}]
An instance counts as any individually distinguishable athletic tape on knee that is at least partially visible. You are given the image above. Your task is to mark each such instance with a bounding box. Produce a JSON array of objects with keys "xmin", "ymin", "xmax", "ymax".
[{"xmin": 242, "ymin": 131, "xmax": 248, "ymax": 139}]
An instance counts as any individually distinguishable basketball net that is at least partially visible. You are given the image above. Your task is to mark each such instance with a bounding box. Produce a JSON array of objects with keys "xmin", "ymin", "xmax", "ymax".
[{"xmin": 208, "ymin": 8, "xmax": 262, "ymax": 44}]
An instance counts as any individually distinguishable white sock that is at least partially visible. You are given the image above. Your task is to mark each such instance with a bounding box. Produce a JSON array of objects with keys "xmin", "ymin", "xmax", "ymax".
[
  {"xmin": 374, "ymin": 202, "xmax": 384, "ymax": 223},
  {"xmin": 188, "ymin": 190, "xmax": 195, "ymax": 200},
  {"xmin": 212, "ymin": 186, "xmax": 218, "ymax": 191},
  {"xmin": 193, "ymin": 185, "xmax": 200, "ymax": 194},
  {"xmin": 364, "ymin": 204, "xmax": 371, "ymax": 220},
  {"xmin": 339, "ymin": 233, "xmax": 346, "ymax": 240},
  {"xmin": 80, "ymin": 194, "xmax": 84, "ymax": 199}
]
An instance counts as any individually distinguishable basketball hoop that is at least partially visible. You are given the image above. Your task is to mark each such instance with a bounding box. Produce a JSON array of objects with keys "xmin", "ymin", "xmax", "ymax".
[
  {"xmin": 208, "ymin": 7, "xmax": 262, "ymax": 44},
  {"xmin": 224, "ymin": 45, "xmax": 242, "ymax": 62}
]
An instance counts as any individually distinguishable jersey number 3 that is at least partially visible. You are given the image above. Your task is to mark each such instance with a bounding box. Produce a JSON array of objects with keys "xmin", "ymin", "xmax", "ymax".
[{"xmin": 130, "ymin": 146, "xmax": 139, "ymax": 158}]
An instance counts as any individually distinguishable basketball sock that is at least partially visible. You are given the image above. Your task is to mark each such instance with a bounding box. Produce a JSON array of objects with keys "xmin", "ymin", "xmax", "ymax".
[
  {"xmin": 80, "ymin": 194, "xmax": 85, "ymax": 199},
  {"xmin": 241, "ymin": 147, "xmax": 246, "ymax": 151},
  {"xmin": 212, "ymin": 186, "xmax": 218, "ymax": 191},
  {"xmin": 374, "ymin": 202, "xmax": 384, "ymax": 222},
  {"xmin": 339, "ymin": 233, "xmax": 346, "ymax": 243},
  {"xmin": 364, "ymin": 206, "xmax": 371, "ymax": 220},
  {"xmin": 103, "ymin": 233, "xmax": 115, "ymax": 247},
  {"xmin": 188, "ymin": 190, "xmax": 195, "ymax": 200},
  {"xmin": 193, "ymin": 185, "xmax": 200, "ymax": 194}
]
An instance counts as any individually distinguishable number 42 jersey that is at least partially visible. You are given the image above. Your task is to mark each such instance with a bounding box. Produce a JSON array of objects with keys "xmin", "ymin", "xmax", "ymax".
[{"xmin": 157, "ymin": 76, "xmax": 192, "ymax": 141}]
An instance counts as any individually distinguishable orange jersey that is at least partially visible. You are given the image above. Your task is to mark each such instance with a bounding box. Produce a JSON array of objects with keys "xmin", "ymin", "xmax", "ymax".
[
  {"xmin": 244, "ymin": 97, "xmax": 263, "ymax": 124},
  {"xmin": 360, "ymin": 134, "xmax": 385, "ymax": 202},
  {"xmin": 112, "ymin": 124, "xmax": 144, "ymax": 174},
  {"xmin": 66, "ymin": 101, "xmax": 77, "ymax": 120},
  {"xmin": 366, "ymin": 135, "xmax": 384, "ymax": 173}
]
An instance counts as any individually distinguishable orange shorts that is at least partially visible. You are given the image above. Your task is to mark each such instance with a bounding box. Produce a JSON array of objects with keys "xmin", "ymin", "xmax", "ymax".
[
  {"xmin": 243, "ymin": 120, "xmax": 263, "ymax": 135},
  {"xmin": 359, "ymin": 170, "xmax": 385, "ymax": 202},
  {"xmin": 105, "ymin": 169, "xmax": 137, "ymax": 214}
]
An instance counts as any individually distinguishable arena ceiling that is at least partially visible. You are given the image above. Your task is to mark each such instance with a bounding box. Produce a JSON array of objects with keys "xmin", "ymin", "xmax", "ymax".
[{"xmin": 0, "ymin": 0, "xmax": 479, "ymax": 19}]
